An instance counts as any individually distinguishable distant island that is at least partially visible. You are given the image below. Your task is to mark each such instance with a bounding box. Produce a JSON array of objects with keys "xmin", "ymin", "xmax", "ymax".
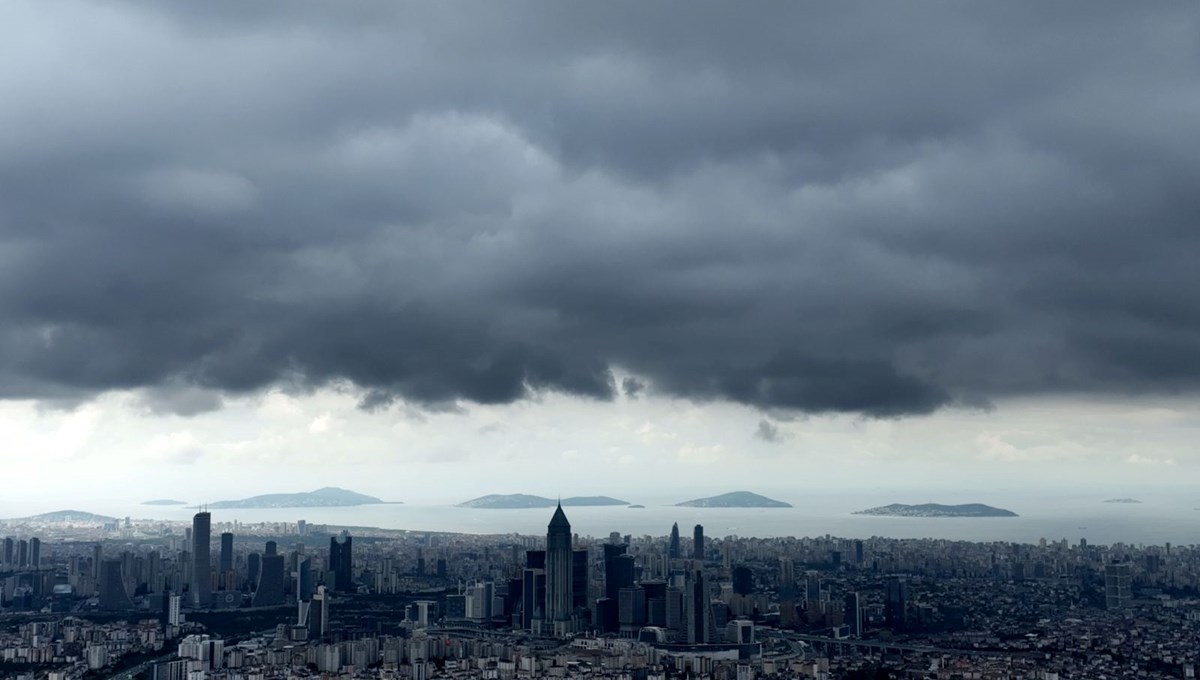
[
  {"xmin": 458, "ymin": 494, "xmax": 630, "ymax": 509},
  {"xmin": 9, "ymin": 510, "xmax": 117, "ymax": 524},
  {"xmin": 1103, "ymin": 498, "xmax": 1142, "ymax": 504},
  {"xmin": 675, "ymin": 491, "xmax": 792, "ymax": 508},
  {"xmin": 854, "ymin": 503, "xmax": 1017, "ymax": 518},
  {"xmin": 206, "ymin": 487, "xmax": 395, "ymax": 509},
  {"xmin": 142, "ymin": 499, "xmax": 187, "ymax": 506},
  {"xmin": 628, "ymin": 504, "xmax": 645, "ymax": 509}
]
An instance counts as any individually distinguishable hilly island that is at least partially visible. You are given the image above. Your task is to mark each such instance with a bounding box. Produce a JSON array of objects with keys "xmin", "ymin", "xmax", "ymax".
[
  {"xmin": 854, "ymin": 503, "xmax": 1018, "ymax": 518},
  {"xmin": 675, "ymin": 491, "xmax": 792, "ymax": 508},
  {"xmin": 206, "ymin": 487, "xmax": 397, "ymax": 509},
  {"xmin": 458, "ymin": 494, "xmax": 630, "ymax": 509}
]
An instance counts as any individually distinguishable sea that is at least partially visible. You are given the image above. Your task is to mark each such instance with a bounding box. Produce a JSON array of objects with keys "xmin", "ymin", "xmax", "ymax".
[{"xmin": 14, "ymin": 490, "xmax": 1198, "ymax": 547}]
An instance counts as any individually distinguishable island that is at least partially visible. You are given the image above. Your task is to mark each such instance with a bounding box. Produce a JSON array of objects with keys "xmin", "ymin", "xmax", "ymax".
[
  {"xmin": 142, "ymin": 499, "xmax": 187, "ymax": 506},
  {"xmin": 10, "ymin": 510, "xmax": 118, "ymax": 524},
  {"xmin": 675, "ymin": 491, "xmax": 792, "ymax": 508},
  {"xmin": 457, "ymin": 494, "xmax": 630, "ymax": 509},
  {"xmin": 1103, "ymin": 498, "xmax": 1142, "ymax": 504},
  {"xmin": 628, "ymin": 504, "xmax": 646, "ymax": 509},
  {"xmin": 854, "ymin": 503, "xmax": 1018, "ymax": 518},
  {"xmin": 206, "ymin": 487, "xmax": 396, "ymax": 509}
]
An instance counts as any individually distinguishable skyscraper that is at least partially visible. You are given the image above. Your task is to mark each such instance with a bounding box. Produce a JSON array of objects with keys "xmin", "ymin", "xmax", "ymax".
[
  {"xmin": 885, "ymin": 578, "xmax": 908, "ymax": 629},
  {"xmin": 692, "ymin": 525, "xmax": 704, "ymax": 561},
  {"xmin": 329, "ymin": 534, "xmax": 353, "ymax": 592},
  {"xmin": 1105, "ymin": 563, "xmax": 1132, "ymax": 609},
  {"xmin": 544, "ymin": 503, "xmax": 574, "ymax": 636},
  {"xmin": 2, "ymin": 537, "xmax": 12, "ymax": 565},
  {"xmin": 219, "ymin": 532, "xmax": 233, "ymax": 576},
  {"xmin": 844, "ymin": 592, "xmax": 862, "ymax": 637},
  {"xmin": 99, "ymin": 559, "xmax": 133, "ymax": 610},
  {"xmin": 253, "ymin": 554, "xmax": 285, "ymax": 606},
  {"xmin": 247, "ymin": 553, "xmax": 261, "ymax": 587},
  {"xmin": 686, "ymin": 569, "xmax": 713, "ymax": 644},
  {"xmin": 668, "ymin": 523, "xmax": 681, "ymax": 560},
  {"xmin": 192, "ymin": 511, "xmax": 212, "ymax": 608},
  {"xmin": 309, "ymin": 585, "xmax": 330, "ymax": 638},
  {"xmin": 29, "ymin": 537, "xmax": 40, "ymax": 569}
]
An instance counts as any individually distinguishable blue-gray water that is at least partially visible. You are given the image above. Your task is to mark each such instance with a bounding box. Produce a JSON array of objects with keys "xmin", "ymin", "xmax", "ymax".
[{"xmin": 26, "ymin": 491, "xmax": 1198, "ymax": 546}]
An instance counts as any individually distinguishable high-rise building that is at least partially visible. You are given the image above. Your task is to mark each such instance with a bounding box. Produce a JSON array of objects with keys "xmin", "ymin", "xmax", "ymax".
[
  {"xmin": 544, "ymin": 503, "xmax": 574, "ymax": 636},
  {"xmin": 572, "ymin": 548, "xmax": 589, "ymax": 612},
  {"xmin": 168, "ymin": 595, "xmax": 183, "ymax": 626},
  {"xmin": 854, "ymin": 540, "xmax": 864, "ymax": 565},
  {"xmin": 603, "ymin": 544, "xmax": 631, "ymax": 601},
  {"xmin": 329, "ymin": 534, "xmax": 353, "ymax": 592},
  {"xmin": 219, "ymin": 533, "xmax": 233, "ymax": 576},
  {"xmin": 192, "ymin": 511, "xmax": 212, "ymax": 608},
  {"xmin": 844, "ymin": 592, "xmax": 861, "ymax": 637},
  {"xmin": 265, "ymin": 541, "xmax": 277, "ymax": 556},
  {"xmin": 99, "ymin": 559, "xmax": 133, "ymax": 610},
  {"xmin": 17, "ymin": 539, "xmax": 28, "ymax": 567},
  {"xmin": 253, "ymin": 554, "xmax": 285, "ymax": 606},
  {"xmin": 668, "ymin": 523, "xmax": 681, "ymax": 560},
  {"xmin": 693, "ymin": 525, "xmax": 704, "ymax": 561},
  {"xmin": 686, "ymin": 569, "xmax": 713, "ymax": 644},
  {"xmin": 2, "ymin": 537, "xmax": 12, "ymax": 565},
  {"xmin": 309, "ymin": 585, "xmax": 330, "ymax": 638},
  {"xmin": 885, "ymin": 578, "xmax": 908, "ymax": 629},
  {"xmin": 29, "ymin": 537, "xmax": 40, "ymax": 569},
  {"xmin": 1105, "ymin": 563, "xmax": 1132, "ymax": 609},
  {"xmin": 247, "ymin": 553, "xmax": 261, "ymax": 587}
]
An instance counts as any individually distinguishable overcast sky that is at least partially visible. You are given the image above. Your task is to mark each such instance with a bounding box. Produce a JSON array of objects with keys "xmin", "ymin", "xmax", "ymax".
[{"xmin": 1, "ymin": 1, "xmax": 1198, "ymax": 511}]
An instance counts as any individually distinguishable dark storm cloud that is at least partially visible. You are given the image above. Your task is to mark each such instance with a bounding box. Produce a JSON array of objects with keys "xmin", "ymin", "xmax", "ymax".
[
  {"xmin": 1, "ymin": 1, "xmax": 1198, "ymax": 416},
  {"xmin": 754, "ymin": 420, "xmax": 784, "ymax": 444}
]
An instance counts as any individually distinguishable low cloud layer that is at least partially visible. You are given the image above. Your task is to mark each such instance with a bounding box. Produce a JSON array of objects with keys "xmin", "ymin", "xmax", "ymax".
[{"xmin": 1, "ymin": 2, "xmax": 1197, "ymax": 416}]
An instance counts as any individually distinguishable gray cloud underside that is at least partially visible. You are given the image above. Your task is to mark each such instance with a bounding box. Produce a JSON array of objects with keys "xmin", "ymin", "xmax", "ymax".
[{"xmin": 1, "ymin": 1, "xmax": 1198, "ymax": 416}]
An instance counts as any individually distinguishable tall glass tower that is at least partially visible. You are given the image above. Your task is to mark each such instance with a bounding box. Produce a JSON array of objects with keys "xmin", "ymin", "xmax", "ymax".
[{"xmin": 192, "ymin": 510, "xmax": 211, "ymax": 607}]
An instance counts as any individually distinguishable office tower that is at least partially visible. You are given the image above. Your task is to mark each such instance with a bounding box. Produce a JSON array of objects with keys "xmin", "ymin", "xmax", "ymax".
[
  {"xmin": 99, "ymin": 559, "xmax": 133, "ymax": 610},
  {"xmin": 329, "ymin": 534, "xmax": 353, "ymax": 592},
  {"xmin": 885, "ymin": 578, "xmax": 908, "ymax": 629},
  {"xmin": 693, "ymin": 525, "xmax": 704, "ymax": 560},
  {"xmin": 666, "ymin": 585, "xmax": 685, "ymax": 636},
  {"xmin": 2, "ymin": 537, "xmax": 11, "ymax": 565},
  {"xmin": 219, "ymin": 533, "xmax": 233, "ymax": 576},
  {"xmin": 297, "ymin": 519, "xmax": 307, "ymax": 536},
  {"xmin": 297, "ymin": 558, "xmax": 314, "ymax": 601},
  {"xmin": 668, "ymin": 523, "xmax": 681, "ymax": 560},
  {"xmin": 731, "ymin": 566, "xmax": 754, "ymax": 595},
  {"xmin": 17, "ymin": 539, "xmax": 28, "ymax": 567},
  {"xmin": 1105, "ymin": 563, "xmax": 1132, "ymax": 609},
  {"xmin": 805, "ymin": 573, "xmax": 821, "ymax": 603},
  {"xmin": 265, "ymin": 540, "xmax": 277, "ymax": 556},
  {"xmin": 844, "ymin": 592, "xmax": 861, "ymax": 637},
  {"xmin": 572, "ymin": 548, "xmax": 589, "ymax": 611},
  {"xmin": 603, "ymin": 544, "xmax": 632, "ymax": 599},
  {"xmin": 253, "ymin": 554, "xmax": 285, "ymax": 606},
  {"xmin": 309, "ymin": 585, "xmax": 330, "ymax": 638},
  {"xmin": 93, "ymin": 544, "xmax": 103, "ymax": 580},
  {"xmin": 247, "ymin": 553, "xmax": 261, "ymax": 587},
  {"xmin": 436, "ymin": 558, "xmax": 447, "ymax": 578},
  {"xmin": 416, "ymin": 548, "xmax": 426, "ymax": 577},
  {"xmin": 854, "ymin": 540, "xmax": 864, "ymax": 565},
  {"xmin": 686, "ymin": 570, "xmax": 712, "ymax": 644},
  {"xmin": 29, "ymin": 537, "xmax": 40, "ymax": 569},
  {"xmin": 544, "ymin": 503, "xmax": 574, "ymax": 636},
  {"xmin": 618, "ymin": 585, "xmax": 646, "ymax": 635},
  {"xmin": 521, "ymin": 568, "xmax": 546, "ymax": 631},
  {"xmin": 192, "ymin": 511, "xmax": 212, "ymax": 608}
]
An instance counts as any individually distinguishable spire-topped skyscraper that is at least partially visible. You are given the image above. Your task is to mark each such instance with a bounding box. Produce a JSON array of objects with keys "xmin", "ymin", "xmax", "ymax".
[
  {"xmin": 545, "ymin": 502, "xmax": 574, "ymax": 637},
  {"xmin": 668, "ymin": 522, "xmax": 681, "ymax": 559}
]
